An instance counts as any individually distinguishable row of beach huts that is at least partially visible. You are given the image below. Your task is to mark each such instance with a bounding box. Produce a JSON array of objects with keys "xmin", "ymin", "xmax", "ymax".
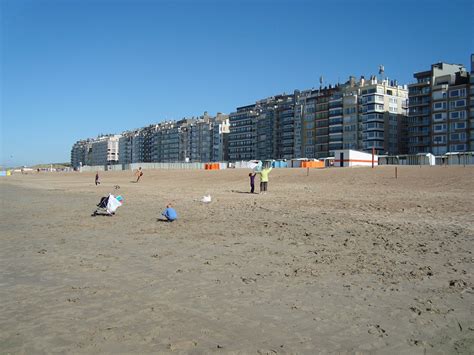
[
  {"xmin": 65, "ymin": 149, "xmax": 474, "ymax": 172},
  {"xmin": 2, "ymin": 150, "xmax": 473, "ymax": 176}
]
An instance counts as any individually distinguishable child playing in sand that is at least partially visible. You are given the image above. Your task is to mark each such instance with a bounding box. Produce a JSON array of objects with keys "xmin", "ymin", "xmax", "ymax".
[
  {"xmin": 249, "ymin": 172, "xmax": 256, "ymax": 193},
  {"xmin": 162, "ymin": 204, "xmax": 178, "ymax": 222},
  {"xmin": 135, "ymin": 167, "xmax": 143, "ymax": 182}
]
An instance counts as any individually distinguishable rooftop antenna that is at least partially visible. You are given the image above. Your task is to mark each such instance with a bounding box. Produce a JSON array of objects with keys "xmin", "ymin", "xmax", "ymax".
[
  {"xmin": 319, "ymin": 75, "xmax": 324, "ymax": 90},
  {"xmin": 378, "ymin": 64, "xmax": 385, "ymax": 81}
]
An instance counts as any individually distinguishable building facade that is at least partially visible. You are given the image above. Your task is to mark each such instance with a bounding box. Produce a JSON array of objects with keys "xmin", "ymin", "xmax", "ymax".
[
  {"xmin": 73, "ymin": 56, "xmax": 473, "ymax": 166},
  {"xmin": 89, "ymin": 135, "xmax": 121, "ymax": 166},
  {"xmin": 408, "ymin": 62, "xmax": 470, "ymax": 154},
  {"xmin": 229, "ymin": 94, "xmax": 298, "ymax": 162},
  {"xmin": 298, "ymin": 77, "xmax": 408, "ymax": 158},
  {"xmin": 71, "ymin": 139, "xmax": 92, "ymax": 169},
  {"xmin": 228, "ymin": 104, "xmax": 259, "ymax": 161},
  {"xmin": 470, "ymin": 54, "xmax": 474, "ymax": 151},
  {"xmin": 72, "ymin": 135, "xmax": 120, "ymax": 167}
]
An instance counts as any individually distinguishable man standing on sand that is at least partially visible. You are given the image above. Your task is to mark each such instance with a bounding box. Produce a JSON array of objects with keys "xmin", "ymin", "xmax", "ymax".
[
  {"xmin": 258, "ymin": 165, "xmax": 272, "ymax": 194},
  {"xmin": 95, "ymin": 171, "xmax": 100, "ymax": 186}
]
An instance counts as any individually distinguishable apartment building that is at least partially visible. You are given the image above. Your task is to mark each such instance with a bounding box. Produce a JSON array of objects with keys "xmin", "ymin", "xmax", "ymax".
[
  {"xmin": 297, "ymin": 87, "xmax": 338, "ymax": 159},
  {"xmin": 469, "ymin": 54, "xmax": 474, "ymax": 151},
  {"xmin": 359, "ymin": 77, "xmax": 408, "ymax": 155},
  {"xmin": 189, "ymin": 114, "xmax": 211, "ymax": 162},
  {"xmin": 274, "ymin": 94, "xmax": 298, "ymax": 159},
  {"xmin": 298, "ymin": 77, "xmax": 407, "ymax": 158},
  {"xmin": 228, "ymin": 104, "xmax": 259, "ymax": 161},
  {"xmin": 88, "ymin": 135, "xmax": 121, "ymax": 166},
  {"xmin": 229, "ymin": 93, "xmax": 298, "ymax": 162},
  {"xmin": 158, "ymin": 122, "xmax": 181, "ymax": 162},
  {"xmin": 119, "ymin": 129, "xmax": 143, "ymax": 164},
  {"xmin": 431, "ymin": 69, "xmax": 470, "ymax": 154},
  {"xmin": 71, "ymin": 139, "xmax": 92, "ymax": 168},
  {"xmin": 211, "ymin": 113, "xmax": 230, "ymax": 162},
  {"xmin": 408, "ymin": 62, "xmax": 469, "ymax": 154}
]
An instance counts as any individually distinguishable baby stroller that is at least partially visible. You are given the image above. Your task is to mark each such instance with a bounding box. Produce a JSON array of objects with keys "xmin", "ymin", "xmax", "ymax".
[{"xmin": 92, "ymin": 188, "xmax": 124, "ymax": 216}]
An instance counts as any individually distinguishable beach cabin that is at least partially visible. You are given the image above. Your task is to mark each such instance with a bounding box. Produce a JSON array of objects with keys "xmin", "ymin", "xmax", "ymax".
[
  {"xmin": 445, "ymin": 152, "xmax": 474, "ymax": 165},
  {"xmin": 272, "ymin": 160, "xmax": 288, "ymax": 168},
  {"xmin": 289, "ymin": 158, "xmax": 323, "ymax": 168},
  {"xmin": 378, "ymin": 153, "xmax": 435, "ymax": 166},
  {"xmin": 416, "ymin": 153, "xmax": 436, "ymax": 166},
  {"xmin": 333, "ymin": 149, "xmax": 378, "ymax": 167}
]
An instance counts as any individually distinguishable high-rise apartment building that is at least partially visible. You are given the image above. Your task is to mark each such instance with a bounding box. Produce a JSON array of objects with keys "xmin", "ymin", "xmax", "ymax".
[
  {"xmin": 229, "ymin": 93, "xmax": 298, "ymax": 161},
  {"xmin": 469, "ymin": 54, "xmax": 474, "ymax": 151},
  {"xmin": 71, "ymin": 139, "xmax": 92, "ymax": 168},
  {"xmin": 71, "ymin": 135, "xmax": 121, "ymax": 167},
  {"xmin": 228, "ymin": 104, "xmax": 259, "ymax": 161},
  {"xmin": 408, "ymin": 62, "xmax": 469, "ymax": 154},
  {"xmin": 119, "ymin": 129, "xmax": 143, "ymax": 164},
  {"xmin": 89, "ymin": 135, "xmax": 121, "ymax": 166},
  {"xmin": 298, "ymin": 77, "xmax": 408, "ymax": 158},
  {"xmin": 296, "ymin": 87, "xmax": 337, "ymax": 159},
  {"xmin": 359, "ymin": 77, "xmax": 408, "ymax": 155},
  {"xmin": 211, "ymin": 113, "xmax": 230, "ymax": 162}
]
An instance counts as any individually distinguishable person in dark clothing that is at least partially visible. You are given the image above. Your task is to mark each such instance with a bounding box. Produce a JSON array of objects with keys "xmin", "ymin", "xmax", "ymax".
[
  {"xmin": 95, "ymin": 172, "xmax": 100, "ymax": 186},
  {"xmin": 249, "ymin": 172, "xmax": 256, "ymax": 193}
]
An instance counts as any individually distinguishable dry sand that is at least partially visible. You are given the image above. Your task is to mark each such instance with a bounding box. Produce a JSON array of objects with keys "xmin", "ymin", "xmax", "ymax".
[{"xmin": 0, "ymin": 166, "xmax": 473, "ymax": 354}]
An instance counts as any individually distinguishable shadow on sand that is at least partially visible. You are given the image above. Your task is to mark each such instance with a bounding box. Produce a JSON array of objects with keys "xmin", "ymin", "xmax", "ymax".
[
  {"xmin": 231, "ymin": 190, "xmax": 256, "ymax": 194},
  {"xmin": 156, "ymin": 218, "xmax": 174, "ymax": 223}
]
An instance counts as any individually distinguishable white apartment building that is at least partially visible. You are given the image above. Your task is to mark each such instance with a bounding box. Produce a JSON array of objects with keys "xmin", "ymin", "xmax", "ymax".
[{"xmin": 89, "ymin": 135, "xmax": 121, "ymax": 166}]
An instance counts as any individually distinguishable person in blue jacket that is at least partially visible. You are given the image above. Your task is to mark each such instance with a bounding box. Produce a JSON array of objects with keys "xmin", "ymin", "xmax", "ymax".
[{"xmin": 162, "ymin": 203, "xmax": 178, "ymax": 222}]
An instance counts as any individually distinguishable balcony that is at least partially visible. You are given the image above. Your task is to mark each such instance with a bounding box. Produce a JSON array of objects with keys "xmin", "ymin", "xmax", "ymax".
[{"xmin": 408, "ymin": 119, "xmax": 430, "ymax": 126}]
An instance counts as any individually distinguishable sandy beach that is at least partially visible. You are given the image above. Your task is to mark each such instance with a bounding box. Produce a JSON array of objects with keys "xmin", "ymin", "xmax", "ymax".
[{"xmin": 0, "ymin": 166, "xmax": 473, "ymax": 354}]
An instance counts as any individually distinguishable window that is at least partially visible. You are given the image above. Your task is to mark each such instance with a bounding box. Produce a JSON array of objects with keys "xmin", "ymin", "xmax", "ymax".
[
  {"xmin": 433, "ymin": 113, "xmax": 446, "ymax": 121},
  {"xmin": 450, "ymin": 132, "xmax": 466, "ymax": 141},
  {"xmin": 433, "ymin": 135, "xmax": 446, "ymax": 143},
  {"xmin": 433, "ymin": 124, "xmax": 447, "ymax": 132},
  {"xmin": 450, "ymin": 122, "xmax": 466, "ymax": 130},
  {"xmin": 450, "ymin": 99, "xmax": 466, "ymax": 109},
  {"xmin": 449, "ymin": 144, "xmax": 466, "ymax": 151},
  {"xmin": 449, "ymin": 111, "xmax": 466, "ymax": 120},
  {"xmin": 433, "ymin": 102, "xmax": 446, "ymax": 110},
  {"xmin": 449, "ymin": 88, "xmax": 466, "ymax": 97}
]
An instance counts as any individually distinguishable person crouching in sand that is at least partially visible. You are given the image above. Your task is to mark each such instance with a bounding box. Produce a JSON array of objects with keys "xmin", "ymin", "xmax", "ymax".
[{"xmin": 162, "ymin": 203, "xmax": 178, "ymax": 222}]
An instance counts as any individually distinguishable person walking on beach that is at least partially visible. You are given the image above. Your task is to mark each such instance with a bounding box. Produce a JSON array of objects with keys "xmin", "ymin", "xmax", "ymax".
[
  {"xmin": 258, "ymin": 165, "xmax": 272, "ymax": 194},
  {"xmin": 249, "ymin": 172, "xmax": 256, "ymax": 193},
  {"xmin": 95, "ymin": 171, "xmax": 100, "ymax": 186},
  {"xmin": 135, "ymin": 167, "xmax": 143, "ymax": 183},
  {"xmin": 162, "ymin": 203, "xmax": 178, "ymax": 222}
]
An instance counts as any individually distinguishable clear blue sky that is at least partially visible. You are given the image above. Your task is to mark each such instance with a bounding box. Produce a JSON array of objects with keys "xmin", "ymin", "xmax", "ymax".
[{"xmin": 1, "ymin": 0, "xmax": 473, "ymax": 166}]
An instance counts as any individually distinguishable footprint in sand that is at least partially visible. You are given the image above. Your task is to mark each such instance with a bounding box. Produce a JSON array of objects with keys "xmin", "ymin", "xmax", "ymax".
[{"xmin": 168, "ymin": 340, "xmax": 197, "ymax": 351}]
